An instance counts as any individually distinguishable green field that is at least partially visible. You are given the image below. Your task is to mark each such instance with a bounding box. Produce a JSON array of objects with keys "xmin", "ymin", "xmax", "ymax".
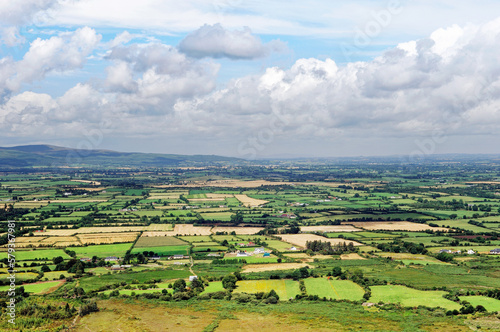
[
  {"xmin": 200, "ymin": 281, "xmax": 225, "ymax": 295},
  {"xmin": 79, "ymin": 269, "xmax": 191, "ymax": 292},
  {"xmin": 0, "ymin": 281, "xmax": 62, "ymax": 294},
  {"xmin": 459, "ymin": 296, "xmax": 500, "ymax": 312},
  {"xmin": 370, "ymin": 285, "xmax": 461, "ymax": 310},
  {"xmin": 0, "ymin": 249, "xmax": 71, "ymax": 261},
  {"xmin": 235, "ymin": 279, "xmax": 300, "ymax": 300},
  {"xmin": 131, "ymin": 245, "xmax": 190, "ymax": 256},
  {"xmin": 71, "ymin": 243, "xmax": 133, "ymax": 258},
  {"xmin": 178, "ymin": 235, "xmax": 213, "ymax": 243},
  {"xmin": 303, "ymin": 277, "xmax": 364, "ymax": 301}
]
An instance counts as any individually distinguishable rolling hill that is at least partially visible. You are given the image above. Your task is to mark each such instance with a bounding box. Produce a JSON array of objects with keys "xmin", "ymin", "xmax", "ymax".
[{"xmin": 0, "ymin": 145, "xmax": 243, "ymax": 167}]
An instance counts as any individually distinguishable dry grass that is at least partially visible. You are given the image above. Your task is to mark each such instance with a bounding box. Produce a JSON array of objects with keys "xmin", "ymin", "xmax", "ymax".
[
  {"xmin": 234, "ymin": 194, "xmax": 268, "ymax": 207},
  {"xmin": 301, "ymin": 225, "xmax": 362, "ymax": 233},
  {"xmin": 211, "ymin": 226, "xmax": 264, "ymax": 235},
  {"xmin": 278, "ymin": 234, "xmax": 363, "ymax": 247},
  {"xmin": 343, "ymin": 221, "xmax": 448, "ymax": 232},
  {"xmin": 74, "ymin": 299, "xmax": 215, "ymax": 331},
  {"xmin": 206, "ymin": 193, "xmax": 234, "ymax": 199},
  {"xmin": 340, "ymin": 253, "xmax": 366, "ymax": 260},
  {"xmin": 77, "ymin": 232, "xmax": 139, "ymax": 245},
  {"xmin": 242, "ymin": 263, "xmax": 310, "ymax": 273}
]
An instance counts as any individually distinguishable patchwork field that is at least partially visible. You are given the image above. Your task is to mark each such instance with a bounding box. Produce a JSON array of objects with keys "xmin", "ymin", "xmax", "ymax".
[
  {"xmin": 278, "ymin": 234, "xmax": 363, "ymax": 248},
  {"xmin": 242, "ymin": 263, "xmax": 310, "ymax": 273},
  {"xmin": 77, "ymin": 232, "xmax": 139, "ymax": 245},
  {"xmin": 303, "ymin": 277, "xmax": 365, "ymax": 301},
  {"xmin": 71, "ymin": 243, "xmax": 133, "ymax": 258},
  {"xmin": 173, "ymin": 224, "xmax": 212, "ymax": 235},
  {"xmin": 375, "ymin": 253, "xmax": 449, "ymax": 265},
  {"xmin": 234, "ymin": 194, "xmax": 268, "ymax": 207},
  {"xmin": 369, "ymin": 285, "xmax": 461, "ymax": 310},
  {"xmin": 235, "ymin": 279, "xmax": 301, "ymax": 300},
  {"xmin": 130, "ymin": 245, "xmax": 190, "ymax": 256},
  {"xmin": 211, "ymin": 226, "xmax": 264, "ymax": 235},
  {"xmin": 135, "ymin": 235, "xmax": 187, "ymax": 247},
  {"xmin": 459, "ymin": 296, "xmax": 500, "ymax": 312},
  {"xmin": 301, "ymin": 225, "xmax": 362, "ymax": 233},
  {"xmin": 344, "ymin": 221, "xmax": 448, "ymax": 232}
]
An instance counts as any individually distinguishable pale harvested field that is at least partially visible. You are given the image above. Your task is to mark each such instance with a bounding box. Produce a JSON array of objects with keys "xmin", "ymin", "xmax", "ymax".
[
  {"xmin": 343, "ymin": 221, "xmax": 448, "ymax": 232},
  {"xmin": 234, "ymin": 194, "xmax": 268, "ymax": 207},
  {"xmin": 211, "ymin": 226, "xmax": 264, "ymax": 235},
  {"xmin": 70, "ymin": 180, "xmax": 101, "ymax": 185},
  {"xmin": 77, "ymin": 232, "xmax": 139, "ymax": 244},
  {"xmin": 242, "ymin": 263, "xmax": 310, "ymax": 273},
  {"xmin": 300, "ymin": 225, "xmax": 362, "ymax": 233},
  {"xmin": 341, "ymin": 253, "xmax": 366, "ymax": 260},
  {"xmin": 40, "ymin": 236, "xmax": 80, "ymax": 245},
  {"xmin": 278, "ymin": 234, "xmax": 363, "ymax": 247},
  {"xmin": 173, "ymin": 224, "xmax": 212, "ymax": 236},
  {"xmin": 35, "ymin": 229, "xmax": 77, "ymax": 236},
  {"xmin": 145, "ymin": 224, "xmax": 173, "ymax": 231},
  {"xmin": 141, "ymin": 231, "xmax": 174, "ymax": 237},
  {"xmin": 17, "ymin": 237, "xmax": 46, "ymax": 243}
]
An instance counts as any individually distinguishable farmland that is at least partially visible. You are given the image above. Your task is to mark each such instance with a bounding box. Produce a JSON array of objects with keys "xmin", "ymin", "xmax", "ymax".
[{"xmin": 1, "ymin": 160, "xmax": 500, "ymax": 331}]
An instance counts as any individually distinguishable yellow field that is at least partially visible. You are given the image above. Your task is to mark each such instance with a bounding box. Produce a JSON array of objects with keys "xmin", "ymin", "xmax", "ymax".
[
  {"xmin": 77, "ymin": 232, "xmax": 139, "ymax": 244},
  {"xmin": 234, "ymin": 194, "xmax": 268, "ymax": 207},
  {"xmin": 145, "ymin": 224, "xmax": 173, "ymax": 231},
  {"xmin": 211, "ymin": 226, "xmax": 264, "ymax": 235},
  {"xmin": 242, "ymin": 263, "xmax": 310, "ymax": 273},
  {"xmin": 300, "ymin": 225, "xmax": 362, "ymax": 233},
  {"xmin": 173, "ymin": 224, "xmax": 212, "ymax": 236},
  {"xmin": 13, "ymin": 201, "xmax": 49, "ymax": 208},
  {"xmin": 278, "ymin": 234, "xmax": 363, "ymax": 248},
  {"xmin": 343, "ymin": 221, "xmax": 448, "ymax": 232}
]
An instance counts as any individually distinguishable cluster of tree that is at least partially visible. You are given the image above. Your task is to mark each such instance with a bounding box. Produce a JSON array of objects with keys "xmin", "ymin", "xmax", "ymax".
[
  {"xmin": 376, "ymin": 241, "xmax": 427, "ymax": 255},
  {"xmin": 306, "ymin": 240, "xmax": 356, "ymax": 254}
]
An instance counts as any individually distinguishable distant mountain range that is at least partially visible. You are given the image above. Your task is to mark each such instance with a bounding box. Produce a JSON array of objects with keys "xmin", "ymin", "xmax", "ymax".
[{"xmin": 0, "ymin": 145, "xmax": 243, "ymax": 167}]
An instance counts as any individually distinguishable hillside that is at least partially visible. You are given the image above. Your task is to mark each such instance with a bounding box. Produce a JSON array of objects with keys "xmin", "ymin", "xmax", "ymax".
[{"xmin": 0, "ymin": 145, "xmax": 243, "ymax": 167}]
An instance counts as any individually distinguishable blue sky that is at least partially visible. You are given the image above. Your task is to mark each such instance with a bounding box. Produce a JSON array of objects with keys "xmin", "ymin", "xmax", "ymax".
[{"xmin": 1, "ymin": 1, "xmax": 500, "ymax": 159}]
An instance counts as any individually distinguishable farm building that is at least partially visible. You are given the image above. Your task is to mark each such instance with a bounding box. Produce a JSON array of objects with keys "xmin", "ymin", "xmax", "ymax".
[
  {"xmin": 254, "ymin": 247, "xmax": 265, "ymax": 254},
  {"xmin": 467, "ymin": 250, "xmax": 475, "ymax": 255},
  {"xmin": 171, "ymin": 255, "xmax": 187, "ymax": 260},
  {"xmin": 263, "ymin": 253, "xmax": 271, "ymax": 257},
  {"xmin": 189, "ymin": 276, "xmax": 198, "ymax": 282},
  {"xmin": 237, "ymin": 251, "xmax": 249, "ymax": 257},
  {"xmin": 439, "ymin": 249, "xmax": 452, "ymax": 254},
  {"xmin": 105, "ymin": 256, "xmax": 119, "ymax": 262},
  {"xmin": 490, "ymin": 248, "xmax": 500, "ymax": 254}
]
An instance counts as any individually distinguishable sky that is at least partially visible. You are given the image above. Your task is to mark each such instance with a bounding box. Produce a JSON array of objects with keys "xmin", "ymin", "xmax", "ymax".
[{"xmin": 1, "ymin": 1, "xmax": 500, "ymax": 160}]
